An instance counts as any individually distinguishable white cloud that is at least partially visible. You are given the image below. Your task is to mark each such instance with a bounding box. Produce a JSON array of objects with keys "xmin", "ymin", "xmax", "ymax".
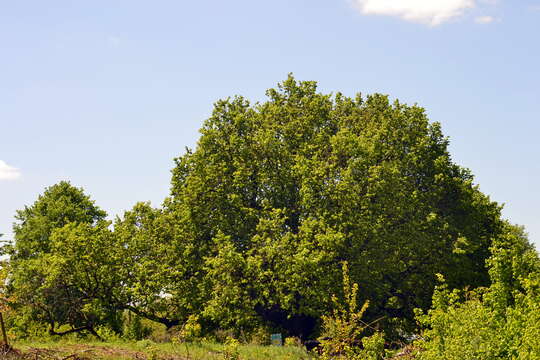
[
  {"xmin": 353, "ymin": 0, "xmax": 476, "ymax": 26},
  {"xmin": 0, "ymin": 160, "xmax": 21, "ymax": 181},
  {"xmin": 475, "ymin": 15, "xmax": 495, "ymax": 24}
]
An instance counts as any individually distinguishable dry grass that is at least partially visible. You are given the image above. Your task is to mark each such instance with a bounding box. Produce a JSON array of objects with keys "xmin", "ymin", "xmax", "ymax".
[{"xmin": 2, "ymin": 343, "xmax": 186, "ymax": 360}]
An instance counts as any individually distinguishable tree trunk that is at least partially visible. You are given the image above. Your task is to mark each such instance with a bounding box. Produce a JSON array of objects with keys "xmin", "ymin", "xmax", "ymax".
[{"xmin": 0, "ymin": 312, "xmax": 10, "ymax": 351}]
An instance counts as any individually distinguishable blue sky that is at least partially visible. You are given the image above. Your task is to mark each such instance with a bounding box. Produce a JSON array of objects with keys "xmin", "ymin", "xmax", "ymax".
[{"xmin": 1, "ymin": 0, "xmax": 539, "ymax": 247}]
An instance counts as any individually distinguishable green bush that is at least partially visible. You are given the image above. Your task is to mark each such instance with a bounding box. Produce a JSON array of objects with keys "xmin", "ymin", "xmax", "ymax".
[
  {"xmin": 95, "ymin": 325, "xmax": 122, "ymax": 342},
  {"xmin": 222, "ymin": 337, "xmax": 240, "ymax": 360},
  {"xmin": 284, "ymin": 336, "xmax": 302, "ymax": 347},
  {"xmin": 6, "ymin": 312, "xmax": 49, "ymax": 341},
  {"xmin": 318, "ymin": 262, "xmax": 385, "ymax": 360},
  {"xmin": 122, "ymin": 311, "xmax": 151, "ymax": 340},
  {"xmin": 248, "ymin": 326, "xmax": 271, "ymax": 345},
  {"xmin": 360, "ymin": 332, "xmax": 386, "ymax": 360},
  {"xmin": 416, "ymin": 274, "xmax": 540, "ymax": 360}
]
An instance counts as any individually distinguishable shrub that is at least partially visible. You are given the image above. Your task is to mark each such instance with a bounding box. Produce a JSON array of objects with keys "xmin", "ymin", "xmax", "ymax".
[
  {"xmin": 172, "ymin": 314, "xmax": 202, "ymax": 343},
  {"xmin": 318, "ymin": 262, "xmax": 385, "ymax": 360},
  {"xmin": 284, "ymin": 336, "xmax": 302, "ymax": 347},
  {"xmin": 248, "ymin": 326, "xmax": 271, "ymax": 345},
  {"xmin": 222, "ymin": 337, "xmax": 240, "ymax": 360},
  {"xmin": 95, "ymin": 325, "xmax": 122, "ymax": 342},
  {"xmin": 122, "ymin": 312, "xmax": 151, "ymax": 340},
  {"xmin": 416, "ymin": 274, "xmax": 540, "ymax": 360}
]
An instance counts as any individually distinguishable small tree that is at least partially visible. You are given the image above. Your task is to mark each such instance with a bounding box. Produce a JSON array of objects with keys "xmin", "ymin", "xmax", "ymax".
[{"xmin": 8, "ymin": 182, "xmax": 111, "ymax": 338}]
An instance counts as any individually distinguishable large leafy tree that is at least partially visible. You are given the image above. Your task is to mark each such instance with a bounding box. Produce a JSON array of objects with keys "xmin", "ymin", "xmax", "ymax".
[
  {"xmin": 8, "ymin": 181, "xmax": 112, "ymax": 336},
  {"xmin": 167, "ymin": 75, "xmax": 502, "ymax": 338}
]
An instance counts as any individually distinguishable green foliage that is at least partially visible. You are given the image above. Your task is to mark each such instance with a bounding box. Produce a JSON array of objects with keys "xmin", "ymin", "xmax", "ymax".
[
  {"xmin": 222, "ymin": 337, "xmax": 241, "ymax": 360},
  {"xmin": 175, "ymin": 315, "xmax": 202, "ymax": 343},
  {"xmin": 166, "ymin": 75, "xmax": 502, "ymax": 337},
  {"xmin": 416, "ymin": 279, "xmax": 503, "ymax": 359},
  {"xmin": 7, "ymin": 182, "xmax": 112, "ymax": 337},
  {"xmin": 485, "ymin": 223, "xmax": 540, "ymax": 313},
  {"xmin": 123, "ymin": 312, "xmax": 151, "ymax": 341},
  {"xmin": 5, "ymin": 313, "xmax": 49, "ymax": 340},
  {"xmin": 360, "ymin": 332, "xmax": 386, "ymax": 360},
  {"xmin": 10, "ymin": 181, "xmax": 106, "ymax": 260},
  {"xmin": 113, "ymin": 202, "xmax": 191, "ymax": 328},
  {"xmin": 319, "ymin": 262, "xmax": 369, "ymax": 357},
  {"xmin": 318, "ymin": 262, "xmax": 385, "ymax": 360},
  {"xmin": 416, "ymin": 224, "xmax": 540, "ymax": 359},
  {"xmin": 6, "ymin": 76, "xmax": 510, "ymax": 344},
  {"xmin": 247, "ymin": 326, "xmax": 271, "ymax": 345},
  {"xmin": 284, "ymin": 336, "xmax": 302, "ymax": 347},
  {"xmin": 95, "ymin": 325, "xmax": 122, "ymax": 342}
]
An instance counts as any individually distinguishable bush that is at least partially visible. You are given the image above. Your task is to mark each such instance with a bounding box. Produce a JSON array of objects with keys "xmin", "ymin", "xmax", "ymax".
[
  {"xmin": 95, "ymin": 325, "xmax": 122, "ymax": 342},
  {"xmin": 318, "ymin": 262, "xmax": 385, "ymax": 360},
  {"xmin": 284, "ymin": 336, "xmax": 302, "ymax": 347},
  {"xmin": 5, "ymin": 312, "xmax": 49, "ymax": 341},
  {"xmin": 248, "ymin": 326, "xmax": 271, "ymax": 345},
  {"xmin": 173, "ymin": 314, "xmax": 202, "ymax": 344},
  {"xmin": 122, "ymin": 312, "xmax": 151, "ymax": 340},
  {"xmin": 146, "ymin": 322, "xmax": 173, "ymax": 343},
  {"xmin": 416, "ymin": 274, "xmax": 540, "ymax": 360},
  {"xmin": 222, "ymin": 337, "xmax": 240, "ymax": 360},
  {"xmin": 360, "ymin": 332, "xmax": 386, "ymax": 360},
  {"xmin": 211, "ymin": 329, "xmax": 237, "ymax": 344}
]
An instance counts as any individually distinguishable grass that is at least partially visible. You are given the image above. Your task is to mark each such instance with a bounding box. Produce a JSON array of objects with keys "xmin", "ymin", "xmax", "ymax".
[{"xmin": 8, "ymin": 340, "xmax": 314, "ymax": 360}]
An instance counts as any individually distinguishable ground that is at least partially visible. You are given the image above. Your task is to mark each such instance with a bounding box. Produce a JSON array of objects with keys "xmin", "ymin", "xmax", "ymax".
[{"xmin": 2, "ymin": 341, "xmax": 313, "ymax": 360}]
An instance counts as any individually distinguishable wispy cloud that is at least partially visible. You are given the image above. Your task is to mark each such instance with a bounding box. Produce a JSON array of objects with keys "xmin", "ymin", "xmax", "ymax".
[
  {"xmin": 475, "ymin": 15, "xmax": 496, "ymax": 24},
  {"xmin": 352, "ymin": 0, "xmax": 476, "ymax": 26},
  {"xmin": 0, "ymin": 160, "xmax": 21, "ymax": 181}
]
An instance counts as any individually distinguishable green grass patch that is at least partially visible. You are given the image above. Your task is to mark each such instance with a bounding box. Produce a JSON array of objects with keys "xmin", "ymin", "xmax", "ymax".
[{"xmin": 12, "ymin": 340, "xmax": 314, "ymax": 360}]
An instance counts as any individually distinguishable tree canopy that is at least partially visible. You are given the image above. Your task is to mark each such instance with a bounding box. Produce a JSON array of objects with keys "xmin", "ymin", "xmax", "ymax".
[
  {"xmin": 7, "ymin": 181, "xmax": 111, "ymax": 337},
  {"xmin": 163, "ymin": 75, "xmax": 502, "ymax": 337},
  {"xmin": 6, "ymin": 76, "xmax": 510, "ymax": 341}
]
